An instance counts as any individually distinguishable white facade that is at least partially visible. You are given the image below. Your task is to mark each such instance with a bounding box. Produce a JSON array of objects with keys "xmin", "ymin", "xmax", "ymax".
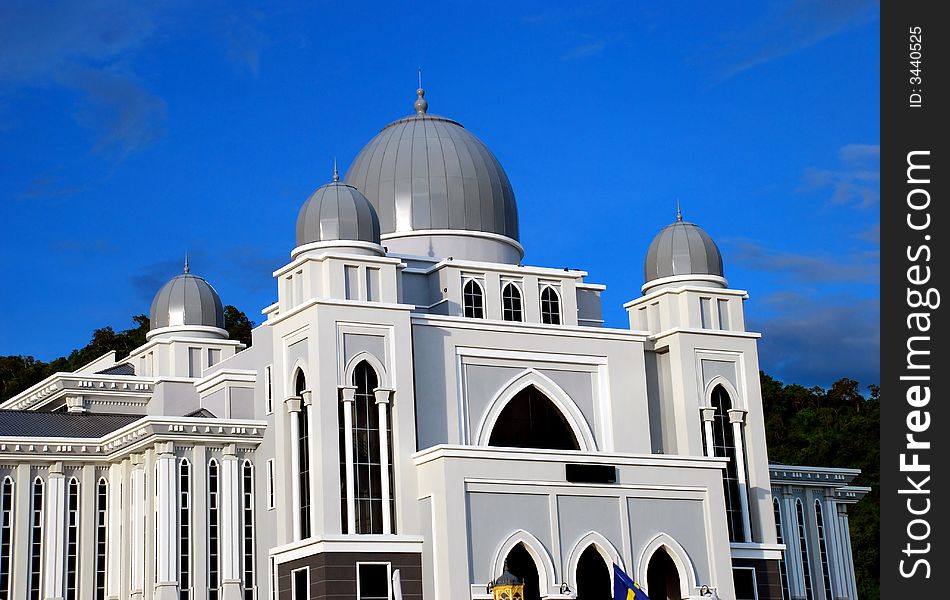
[{"xmin": 0, "ymin": 89, "xmax": 867, "ymax": 600}]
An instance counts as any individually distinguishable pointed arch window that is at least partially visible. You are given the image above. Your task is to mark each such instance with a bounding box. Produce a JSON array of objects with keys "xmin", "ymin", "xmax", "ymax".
[
  {"xmin": 575, "ymin": 545, "xmax": 611, "ymax": 600},
  {"xmin": 540, "ymin": 286, "xmax": 561, "ymax": 325},
  {"xmin": 709, "ymin": 385, "xmax": 744, "ymax": 542},
  {"xmin": 242, "ymin": 461, "xmax": 256, "ymax": 600},
  {"xmin": 295, "ymin": 370, "xmax": 312, "ymax": 540},
  {"xmin": 0, "ymin": 477, "xmax": 13, "ymax": 600},
  {"xmin": 208, "ymin": 459, "xmax": 220, "ymax": 600},
  {"xmin": 180, "ymin": 460, "xmax": 192, "ymax": 600},
  {"xmin": 29, "ymin": 477, "xmax": 43, "ymax": 600},
  {"xmin": 795, "ymin": 499, "xmax": 813, "ymax": 600},
  {"xmin": 95, "ymin": 479, "xmax": 107, "ymax": 600},
  {"xmin": 488, "ymin": 386, "xmax": 580, "ymax": 450},
  {"xmin": 463, "ymin": 278, "xmax": 485, "ymax": 318},
  {"xmin": 66, "ymin": 477, "xmax": 80, "ymax": 600},
  {"xmin": 815, "ymin": 500, "xmax": 833, "ymax": 598},
  {"xmin": 502, "ymin": 282, "xmax": 523, "ymax": 322},
  {"xmin": 773, "ymin": 497, "xmax": 789, "ymax": 600}
]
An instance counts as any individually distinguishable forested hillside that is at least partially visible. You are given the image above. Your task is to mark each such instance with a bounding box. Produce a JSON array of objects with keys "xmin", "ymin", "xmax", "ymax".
[{"xmin": 0, "ymin": 315, "xmax": 879, "ymax": 598}]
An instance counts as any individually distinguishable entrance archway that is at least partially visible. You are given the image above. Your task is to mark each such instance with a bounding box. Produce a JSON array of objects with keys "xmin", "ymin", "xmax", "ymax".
[
  {"xmin": 505, "ymin": 543, "xmax": 542, "ymax": 600},
  {"xmin": 646, "ymin": 548, "xmax": 682, "ymax": 600},
  {"xmin": 576, "ymin": 545, "xmax": 612, "ymax": 599}
]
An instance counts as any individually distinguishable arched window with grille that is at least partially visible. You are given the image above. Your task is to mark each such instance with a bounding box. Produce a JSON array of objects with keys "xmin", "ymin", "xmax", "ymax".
[
  {"xmin": 65, "ymin": 477, "xmax": 80, "ymax": 600},
  {"xmin": 773, "ymin": 497, "xmax": 789, "ymax": 600},
  {"xmin": 29, "ymin": 477, "xmax": 43, "ymax": 600},
  {"xmin": 208, "ymin": 459, "xmax": 220, "ymax": 600},
  {"xmin": 709, "ymin": 385, "xmax": 744, "ymax": 542},
  {"xmin": 796, "ymin": 499, "xmax": 813, "ymax": 600},
  {"xmin": 242, "ymin": 460, "xmax": 255, "ymax": 600},
  {"xmin": 341, "ymin": 361, "xmax": 395, "ymax": 534},
  {"xmin": 179, "ymin": 459, "xmax": 192, "ymax": 600},
  {"xmin": 463, "ymin": 278, "xmax": 485, "ymax": 318},
  {"xmin": 0, "ymin": 477, "xmax": 13, "ymax": 600},
  {"xmin": 95, "ymin": 478, "xmax": 108, "ymax": 600},
  {"xmin": 815, "ymin": 500, "xmax": 833, "ymax": 599},
  {"xmin": 540, "ymin": 286, "xmax": 561, "ymax": 325},
  {"xmin": 295, "ymin": 370, "xmax": 312, "ymax": 539},
  {"xmin": 502, "ymin": 282, "xmax": 523, "ymax": 322}
]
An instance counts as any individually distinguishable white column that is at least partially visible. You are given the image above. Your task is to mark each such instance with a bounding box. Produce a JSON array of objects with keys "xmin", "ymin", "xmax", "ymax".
[
  {"xmin": 129, "ymin": 456, "xmax": 146, "ymax": 600},
  {"xmin": 302, "ymin": 389, "xmax": 319, "ymax": 533},
  {"xmin": 699, "ymin": 407, "xmax": 716, "ymax": 457},
  {"xmin": 106, "ymin": 464, "xmax": 123, "ymax": 600},
  {"xmin": 154, "ymin": 443, "xmax": 178, "ymax": 600},
  {"xmin": 782, "ymin": 491, "xmax": 805, "ymax": 600},
  {"xmin": 728, "ymin": 409, "xmax": 753, "ymax": 543},
  {"xmin": 374, "ymin": 388, "xmax": 394, "ymax": 535},
  {"xmin": 821, "ymin": 492, "xmax": 844, "ymax": 599},
  {"xmin": 43, "ymin": 461, "xmax": 67, "ymax": 600},
  {"xmin": 285, "ymin": 396, "xmax": 302, "ymax": 540},
  {"xmin": 340, "ymin": 385, "xmax": 357, "ymax": 534},
  {"xmin": 220, "ymin": 445, "xmax": 243, "ymax": 600},
  {"xmin": 839, "ymin": 509, "xmax": 858, "ymax": 600}
]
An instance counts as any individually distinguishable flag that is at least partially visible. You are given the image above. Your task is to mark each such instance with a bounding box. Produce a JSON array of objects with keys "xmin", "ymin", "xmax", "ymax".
[
  {"xmin": 613, "ymin": 564, "xmax": 650, "ymax": 600},
  {"xmin": 391, "ymin": 568, "xmax": 403, "ymax": 600}
]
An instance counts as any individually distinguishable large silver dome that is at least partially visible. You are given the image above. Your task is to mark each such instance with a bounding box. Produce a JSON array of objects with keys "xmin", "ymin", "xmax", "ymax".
[
  {"xmin": 296, "ymin": 171, "xmax": 381, "ymax": 248},
  {"xmin": 149, "ymin": 262, "xmax": 225, "ymax": 333},
  {"xmin": 344, "ymin": 88, "xmax": 521, "ymax": 263},
  {"xmin": 644, "ymin": 211, "xmax": 724, "ymax": 292}
]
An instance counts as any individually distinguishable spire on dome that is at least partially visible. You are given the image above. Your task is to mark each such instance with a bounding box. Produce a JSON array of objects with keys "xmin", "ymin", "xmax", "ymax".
[
  {"xmin": 333, "ymin": 157, "xmax": 339, "ymax": 182},
  {"xmin": 414, "ymin": 69, "xmax": 428, "ymax": 115},
  {"xmin": 184, "ymin": 253, "xmax": 190, "ymax": 274}
]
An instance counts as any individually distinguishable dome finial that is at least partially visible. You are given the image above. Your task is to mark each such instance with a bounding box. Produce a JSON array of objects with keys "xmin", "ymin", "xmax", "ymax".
[
  {"xmin": 676, "ymin": 198, "xmax": 683, "ymax": 222},
  {"xmin": 414, "ymin": 68, "xmax": 428, "ymax": 115},
  {"xmin": 183, "ymin": 252, "xmax": 190, "ymax": 274},
  {"xmin": 333, "ymin": 157, "xmax": 339, "ymax": 182}
]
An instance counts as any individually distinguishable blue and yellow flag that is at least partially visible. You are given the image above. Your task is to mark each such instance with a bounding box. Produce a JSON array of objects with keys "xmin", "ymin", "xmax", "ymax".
[{"xmin": 613, "ymin": 564, "xmax": 650, "ymax": 600}]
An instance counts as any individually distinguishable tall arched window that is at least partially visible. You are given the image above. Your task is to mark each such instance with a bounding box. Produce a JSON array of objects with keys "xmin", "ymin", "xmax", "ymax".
[
  {"xmin": 504, "ymin": 543, "xmax": 541, "ymax": 600},
  {"xmin": 342, "ymin": 361, "xmax": 394, "ymax": 534},
  {"xmin": 179, "ymin": 459, "xmax": 192, "ymax": 600},
  {"xmin": 502, "ymin": 282, "xmax": 523, "ymax": 322},
  {"xmin": 463, "ymin": 279, "xmax": 485, "ymax": 318},
  {"xmin": 242, "ymin": 461, "xmax": 255, "ymax": 600},
  {"xmin": 540, "ymin": 286, "xmax": 560, "ymax": 325},
  {"xmin": 795, "ymin": 499, "xmax": 813, "ymax": 600},
  {"xmin": 295, "ymin": 370, "xmax": 312, "ymax": 540},
  {"xmin": 0, "ymin": 477, "xmax": 13, "ymax": 600},
  {"xmin": 66, "ymin": 478, "xmax": 80, "ymax": 600},
  {"xmin": 815, "ymin": 500, "xmax": 832, "ymax": 599},
  {"xmin": 488, "ymin": 386, "xmax": 580, "ymax": 450},
  {"xmin": 575, "ymin": 545, "xmax": 611, "ymax": 600},
  {"xmin": 208, "ymin": 459, "xmax": 220, "ymax": 600},
  {"xmin": 773, "ymin": 498, "xmax": 789, "ymax": 600},
  {"xmin": 710, "ymin": 385, "xmax": 743, "ymax": 542},
  {"xmin": 95, "ymin": 478, "xmax": 108, "ymax": 600},
  {"xmin": 646, "ymin": 548, "xmax": 682, "ymax": 600},
  {"xmin": 29, "ymin": 477, "xmax": 44, "ymax": 600}
]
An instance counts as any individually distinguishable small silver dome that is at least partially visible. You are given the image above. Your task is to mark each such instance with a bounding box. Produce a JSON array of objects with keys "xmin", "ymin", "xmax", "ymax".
[
  {"xmin": 295, "ymin": 170, "xmax": 381, "ymax": 247},
  {"xmin": 344, "ymin": 88, "xmax": 519, "ymax": 244},
  {"xmin": 644, "ymin": 213, "xmax": 724, "ymax": 286},
  {"xmin": 149, "ymin": 262, "xmax": 225, "ymax": 331}
]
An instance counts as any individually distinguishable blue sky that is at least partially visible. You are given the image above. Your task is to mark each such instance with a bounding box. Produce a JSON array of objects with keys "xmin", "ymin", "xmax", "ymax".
[{"xmin": 0, "ymin": 1, "xmax": 880, "ymax": 389}]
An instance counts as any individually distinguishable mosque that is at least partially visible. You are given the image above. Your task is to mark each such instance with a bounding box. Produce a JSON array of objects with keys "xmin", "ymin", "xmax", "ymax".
[{"xmin": 0, "ymin": 86, "xmax": 867, "ymax": 600}]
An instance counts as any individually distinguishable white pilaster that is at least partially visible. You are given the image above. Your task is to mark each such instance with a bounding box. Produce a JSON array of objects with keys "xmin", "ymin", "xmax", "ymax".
[
  {"xmin": 839, "ymin": 509, "xmax": 858, "ymax": 600},
  {"xmin": 374, "ymin": 388, "xmax": 394, "ymax": 535},
  {"xmin": 728, "ymin": 409, "xmax": 753, "ymax": 543},
  {"xmin": 220, "ymin": 444, "xmax": 243, "ymax": 600},
  {"xmin": 302, "ymin": 389, "xmax": 319, "ymax": 535},
  {"xmin": 782, "ymin": 491, "xmax": 805, "ymax": 600},
  {"xmin": 106, "ymin": 464, "xmax": 122, "ymax": 600},
  {"xmin": 285, "ymin": 396, "xmax": 302, "ymax": 540},
  {"xmin": 129, "ymin": 456, "xmax": 145, "ymax": 600},
  {"xmin": 43, "ymin": 461, "xmax": 66, "ymax": 600},
  {"xmin": 821, "ymin": 493, "xmax": 844, "ymax": 599},
  {"xmin": 154, "ymin": 443, "xmax": 178, "ymax": 600},
  {"xmin": 699, "ymin": 407, "xmax": 716, "ymax": 458},
  {"xmin": 340, "ymin": 385, "xmax": 357, "ymax": 534}
]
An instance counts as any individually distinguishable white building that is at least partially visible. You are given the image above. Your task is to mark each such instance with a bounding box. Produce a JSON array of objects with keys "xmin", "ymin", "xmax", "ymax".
[{"xmin": 0, "ymin": 87, "xmax": 867, "ymax": 600}]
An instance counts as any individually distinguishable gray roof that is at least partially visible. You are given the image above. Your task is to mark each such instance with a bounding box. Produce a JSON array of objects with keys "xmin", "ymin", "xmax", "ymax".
[
  {"xmin": 0, "ymin": 411, "xmax": 142, "ymax": 438},
  {"xmin": 96, "ymin": 363, "xmax": 135, "ymax": 376},
  {"xmin": 344, "ymin": 88, "xmax": 519, "ymax": 242},
  {"xmin": 149, "ymin": 266, "xmax": 225, "ymax": 331},
  {"xmin": 296, "ymin": 174, "xmax": 381, "ymax": 247},
  {"xmin": 644, "ymin": 217, "xmax": 723, "ymax": 284}
]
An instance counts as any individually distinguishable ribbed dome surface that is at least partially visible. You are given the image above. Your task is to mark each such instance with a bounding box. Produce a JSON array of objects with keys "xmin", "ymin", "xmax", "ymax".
[
  {"xmin": 296, "ymin": 180, "xmax": 380, "ymax": 246},
  {"xmin": 344, "ymin": 97, "xmax": 519, "ymax": 242},
  {"xmin": 149, "ymin": 271, "xmax": 225, "ymax": 330},
  {"xmin": 644, "ymin": 219, "xmax": 723, "ymax": 283}
]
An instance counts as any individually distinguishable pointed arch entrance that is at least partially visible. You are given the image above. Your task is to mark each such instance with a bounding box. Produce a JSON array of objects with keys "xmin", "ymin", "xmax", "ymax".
[
  {"xmin": 646, "ymin": 548, "xmax": 682, "ymax": 600},
  {"xmin": 575, "ymin": 545, "xmax": 612, "ymax": 599},
  {"xmin": 504, "ymin": 543, "xmax": 542, "ymax": 600}
]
